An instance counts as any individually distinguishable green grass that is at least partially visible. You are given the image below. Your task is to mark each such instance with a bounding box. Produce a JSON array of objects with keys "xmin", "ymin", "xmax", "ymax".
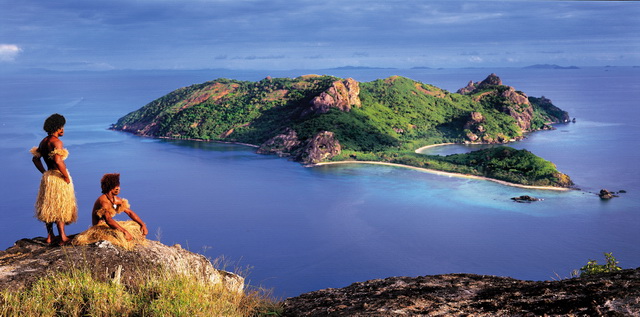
[{"xmin": 0, "ymin": 265, "xmax": 281, "ymax": 317}]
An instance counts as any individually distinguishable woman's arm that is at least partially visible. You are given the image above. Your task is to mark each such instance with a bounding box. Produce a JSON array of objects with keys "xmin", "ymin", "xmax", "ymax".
[
  {"xmin": 123, "ymin": 208, "xmax": 148, "ymax": 236},
  {"xmin": 51, "ymin": 139, "xmax": 71, "ymax": 184},
  {"xmin": 104, "ymin": 212, "xmax": 134, "ymax": 241},
  {"xmin": 32, "ymin": 156, "xmax": 46, "ymax": 174}
]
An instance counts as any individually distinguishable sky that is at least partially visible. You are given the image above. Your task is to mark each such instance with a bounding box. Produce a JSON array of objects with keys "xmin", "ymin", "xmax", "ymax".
[{"xmin": 1, "ymin": 0, "xmax": 638, "ymax": 71}]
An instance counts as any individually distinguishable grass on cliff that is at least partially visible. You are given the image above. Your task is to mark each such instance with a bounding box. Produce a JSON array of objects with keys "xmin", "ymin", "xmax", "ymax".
[{"xmin": 0, "ymin": 265, "xmax": 281, "ymax": 317}]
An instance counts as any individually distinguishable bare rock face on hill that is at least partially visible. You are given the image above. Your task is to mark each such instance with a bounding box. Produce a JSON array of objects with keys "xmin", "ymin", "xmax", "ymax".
[
  {"xmin": 301, "ymin": 78, "xmax": 361, "ymax": 117},
  {"xmin": 0, "ymin": 237, "xmax": 243, "ymax": 293},
  {"xmin": 283, "ymin": 270, "xmax": 640, "ymax": 316}
]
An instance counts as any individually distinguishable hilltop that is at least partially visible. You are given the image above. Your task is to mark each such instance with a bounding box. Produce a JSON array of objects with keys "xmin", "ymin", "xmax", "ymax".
[{"xmin": 112, "ymin": 74, "xmax": 573, "ymax": 188}]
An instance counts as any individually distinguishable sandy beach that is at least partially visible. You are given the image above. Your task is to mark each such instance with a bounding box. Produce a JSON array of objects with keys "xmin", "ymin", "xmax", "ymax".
[
  {"xmin": 309, "ymin": 160, "xmax": 572, "ymax": 191},
  {"xmin": 414, "ymin": 143, "xmax": 457, "ymax": 153}
]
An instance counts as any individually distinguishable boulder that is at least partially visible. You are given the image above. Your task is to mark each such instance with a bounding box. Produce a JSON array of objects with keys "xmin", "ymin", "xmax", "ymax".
[
  {"xmin": 257, "ymin": 128, "xmax": 302, "ymax": 157},
  {"xmin": 599, "ymin": 189, "xmax": 618, "ymax": 199},
  {"xmin": 0, "ymin": 237, "xmax": 243, "ymax": 293},
  {"xmin": 511, "ymin": 195, "xmax": 540, "ymax": 203},
  {"xmin": 297, "ymin": 131, "xmax": 342, "ymax": 164}
]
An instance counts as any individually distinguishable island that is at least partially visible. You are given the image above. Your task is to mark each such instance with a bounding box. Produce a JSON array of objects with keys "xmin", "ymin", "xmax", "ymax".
[{"xmin": 112, "ymin": 73, "xmax": 573, "ymax": 188}]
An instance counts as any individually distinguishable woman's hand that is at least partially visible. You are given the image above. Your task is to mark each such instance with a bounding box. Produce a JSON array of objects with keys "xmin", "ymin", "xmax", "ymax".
[{"xmin": 141, "ymin": 225, "xmax": 149, "ymax": 236}]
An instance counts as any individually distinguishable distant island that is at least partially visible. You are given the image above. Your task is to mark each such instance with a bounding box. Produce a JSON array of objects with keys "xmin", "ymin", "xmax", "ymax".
[
  {"xmin": 326, "ymin": 66, "xmax": 397, "ymax": 70},
  {"xmin": 523, "ymin": 64, "xmax": 580, "ymax": 70},
  {"xmin": 112, "ymin": 73, "xmax": 573, "ymax": 188}
]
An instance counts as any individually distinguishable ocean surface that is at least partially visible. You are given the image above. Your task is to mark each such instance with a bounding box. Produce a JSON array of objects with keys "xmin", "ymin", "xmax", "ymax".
[{"xmin": 1, "ymin": 67, "xmax": 638, "ymax": 298}]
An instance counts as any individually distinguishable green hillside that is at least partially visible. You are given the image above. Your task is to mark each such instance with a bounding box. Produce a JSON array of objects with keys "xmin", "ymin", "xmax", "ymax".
[{"xmin": 113, "ymin": 74, "xmax": 573, "ymax": 188}]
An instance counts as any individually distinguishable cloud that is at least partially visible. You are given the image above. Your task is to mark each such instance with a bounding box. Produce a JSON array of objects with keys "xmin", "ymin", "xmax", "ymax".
[
  {"xmin": 1, "ymin": 0, "xmax": 638, "ymax": 69},
  {"xmin": 0, "ymin": 44, "xmax": 22, "ymax": 62}
]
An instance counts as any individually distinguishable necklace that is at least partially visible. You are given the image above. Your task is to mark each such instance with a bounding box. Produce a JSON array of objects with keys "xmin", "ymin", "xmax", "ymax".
[{"xmin": 106, "ymin": 194, "xmax": 117, "ymax": 210}]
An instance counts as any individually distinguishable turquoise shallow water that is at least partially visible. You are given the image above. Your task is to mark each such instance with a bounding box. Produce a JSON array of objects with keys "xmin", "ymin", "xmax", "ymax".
[{"xmin": 0, "ymin": 67, "xmax": 638, "ymax": 298}]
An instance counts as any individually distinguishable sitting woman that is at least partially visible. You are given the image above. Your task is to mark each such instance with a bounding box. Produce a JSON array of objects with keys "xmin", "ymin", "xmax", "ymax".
[{"xmin": 73, "ymin": 173, "xmax": 148, "ymax": 250}]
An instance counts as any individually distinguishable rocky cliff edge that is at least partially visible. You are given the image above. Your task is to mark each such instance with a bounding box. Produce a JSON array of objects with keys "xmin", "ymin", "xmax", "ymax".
[
  {"xmin": 283, "ymin": 269, "xmax": 640, "ymax": 316},
  {"xmin": 0, "ymin": 237, "xmax": 243, "ymax": 293}
]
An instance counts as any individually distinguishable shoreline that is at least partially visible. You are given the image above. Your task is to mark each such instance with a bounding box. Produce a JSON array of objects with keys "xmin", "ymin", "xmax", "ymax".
[
  {"xmin": 117, "ymin": 130, "xmax": 571, "ymax": 191},
  {"xmin": 157, "ymin": 136, "xmax": 260, "ymax": 148},
  {"xmin": 414, "ymin": 143, "xmax": 457, "ymax": 153},
  {"xmin": 309, "ymin": 160, "xmax": 572, "ymax": 191}
]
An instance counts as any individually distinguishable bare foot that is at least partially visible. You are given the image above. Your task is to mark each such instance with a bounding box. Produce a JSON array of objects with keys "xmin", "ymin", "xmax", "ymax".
[
  {"xmin": 45, "ymin": 236, "xmax": 54, "ymax": 244},
  {"xmin": 58, "ymin": 238, "xmax": 71, "ymax": 246}
]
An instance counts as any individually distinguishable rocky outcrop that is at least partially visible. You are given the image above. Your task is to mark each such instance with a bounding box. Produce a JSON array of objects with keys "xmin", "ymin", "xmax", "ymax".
[
  {"xmin": 257, "ymin": 128, "xmax": 302, "ymax": 157},
  {"xmin": 598, "ymin": 189, "xmax": 623, "ymax": 200},
  {"xmin": 283, "ymin": 269, "xmax": 640, "ymax": 316},
  {"xmin": 463, "ymin": 111, "xmax": 486, "ymax": 142},
  {"xmin": 297, "ymin": 131, "xmax": 342, "ymax": 164},
  {"xmin": 511, "ymin": 195, "xmax": 541, "ymax": 203},
  {"xmin": 457, "ymin": 74, "xmax": 562, "ymax": 140},
  {"xmin": 257, "ymin": 129, "xmax": 342, "ymax": 164},
  {"xmin": 500, "ymin": 87, "xmax": 535, "ymax": 132},
  {"xmin": 0, "ymin": 237, "xmax": 243, "ymax": 293},
  {"xmin": 301, "ymin": 78, "xmax": 361, "ymax": 117},
  {"xmin": 530, "ymin": 96, "xmax": 572, "ymax": 123},
  {"xmin": 457, "ymin": 73, "xmax": 503, "ymax": 95}
]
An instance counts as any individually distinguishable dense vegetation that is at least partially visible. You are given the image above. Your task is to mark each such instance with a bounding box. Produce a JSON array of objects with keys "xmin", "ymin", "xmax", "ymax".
[{"xmin": 113, "ymin": 74, "xmax": 573, "ymax": 187}]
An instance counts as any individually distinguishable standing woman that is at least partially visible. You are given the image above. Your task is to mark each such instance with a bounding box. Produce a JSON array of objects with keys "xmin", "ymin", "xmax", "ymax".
[{"xmin": 30, "ymin": 113, "xmax": 78, "ymax": 245}]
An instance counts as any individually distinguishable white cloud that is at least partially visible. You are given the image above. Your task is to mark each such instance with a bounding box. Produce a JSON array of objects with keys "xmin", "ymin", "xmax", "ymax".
[{"xmin": 0, "ymin": 44, "xmax": 22, "ymax": 62}]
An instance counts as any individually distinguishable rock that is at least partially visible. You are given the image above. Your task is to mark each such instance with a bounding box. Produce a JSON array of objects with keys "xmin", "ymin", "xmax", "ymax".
[
  {"xmin": 301, "ymin": 78, "xmax": 361, "ymax": 117},
  {"xmin": 0, "ymin": 237, "xmax": 243, "ymax": 293},
  {"xmin": 498, "ymin": 87, "xmax": 535, "ymax": 132},
  {"xmin": 258, "ymin": 129, "xmax": 342, "ymax": 164},
  {"xmin": 283, "ymin": 270, "xmax": 640, "ymax": 316},
  {"xmin": 511, "ymin": 195, "xmax": 540, "ymax": 203},
  {"xmin": 464, "ymin": 112, "xmax": 487, "ymax": 142},
  {"xmin": 457, "ymin": 74, "xmax": 545, "ymax": 139},
  {"xmin": 456, "ymin": 73, "xmax": 503, "ymax": 95},
  {"xmin": 257, "ymin": 128, "xmax": 302, "ymax": 157},
  {"xmin": 477, "ymin": 73, "xmax": 502, "ymax": 88},
  {"xmin": 297, "ymin": 131, "xmax": 342, "ymax": 164},
  {"xmin": 599, "ymin": 189, "xmax": 618, "ymax": 199},
  {"xmin": 457, "ymin": 80, "xmax": 477, "ymax": 95}
]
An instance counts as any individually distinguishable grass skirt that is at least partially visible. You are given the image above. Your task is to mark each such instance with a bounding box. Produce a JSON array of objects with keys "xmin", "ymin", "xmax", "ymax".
[
  {"xmin": 72, "ymin": 220, "xmax": 147, "ymax": 250},
  {"xmin": 35, "ymin": 170, "xmax": 78, "ymax": 224}
]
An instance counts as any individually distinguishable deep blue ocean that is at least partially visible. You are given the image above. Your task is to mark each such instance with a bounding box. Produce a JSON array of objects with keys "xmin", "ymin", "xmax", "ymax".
[{"xmin": 1, "ymin": 67, "xmax": 638, "ymax": 298}]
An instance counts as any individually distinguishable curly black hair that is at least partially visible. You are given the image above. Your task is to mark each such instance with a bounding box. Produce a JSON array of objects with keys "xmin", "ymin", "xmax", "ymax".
[
  {"xmin": 100, "ymin": 173, "xmax": 120, "ymax": 194},
  {"xmin": 43, "ymin": 113, "xmax": 66, "ymax": 134}
]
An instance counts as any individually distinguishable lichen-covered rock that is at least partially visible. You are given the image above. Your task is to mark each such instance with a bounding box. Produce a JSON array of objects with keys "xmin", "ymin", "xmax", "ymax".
[
  {"xmin": 283, "ymin": 270, "xmax": 640, "ymax": 316},
  {"xmin": 0, "ymin": 237, "xmax": 243, "ymax": 293}
]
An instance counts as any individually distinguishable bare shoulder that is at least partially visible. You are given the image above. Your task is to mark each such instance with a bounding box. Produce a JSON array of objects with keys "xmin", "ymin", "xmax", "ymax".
[
  {"xmin": 50, "ymin": 137, "xmax": 64, "ymax": 149},
  {"xmin": 94, "ymin": 195, "xmax": 109, "ymax": 209}
]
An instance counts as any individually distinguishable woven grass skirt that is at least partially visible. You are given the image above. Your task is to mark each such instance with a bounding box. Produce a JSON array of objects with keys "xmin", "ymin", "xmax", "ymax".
[
  {"xmin": 35, "ymin": 170, "xmax": 78, "ymax": 224},
  {"xmin": 72, "ymin": 221, "xmax": 147, "ymax": 250}
]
